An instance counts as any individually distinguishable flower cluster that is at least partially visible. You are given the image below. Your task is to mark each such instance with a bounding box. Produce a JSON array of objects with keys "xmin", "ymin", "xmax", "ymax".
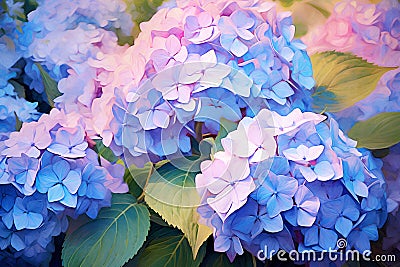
[
  {"xmin": 0, "ymin": 108, "xmax": 127, "ymax": 264},
  {"xmin": 18, "ymin": 0, "xmax": 133, "ymax": 94},
  {"xmin": 0, "ymin": 0, "xmax": 395, "ymax": 265},
  {"xmin": 83, "ymin": 0, "xmax": 317, "ymax": 166},
  {"xmin": 196, "ymin": 108, "xmax": 387, "ymax": 261},
  {"xmin": 303, "ymin": 0, "xmax": 400, "ymax": 132},
  {"xmin": 1, "ymin": 1, "xmax": 41, "ymax": 133}
]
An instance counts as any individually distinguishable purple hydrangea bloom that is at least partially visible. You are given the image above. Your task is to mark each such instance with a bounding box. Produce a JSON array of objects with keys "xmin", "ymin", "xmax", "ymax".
[
  {"xmin": 219, "ymin": 10, "xmax": 255, "ymax": 57},
  {"xmin": 7, "ymin": 154, "xmax": 39, "ymax": 195},
  {"xmin": 196, "ymin": 152, "xmax": 255, "ymax": 220}
]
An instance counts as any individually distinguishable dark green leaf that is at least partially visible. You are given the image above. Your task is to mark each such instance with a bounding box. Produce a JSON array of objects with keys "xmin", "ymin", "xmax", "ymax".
[
  {"xmin": 9, "ymin": 80, "xmax": 26, "ymax": 98},
  {"xmin": 14, "ymin": 112, "xmax": 22, "ymax": 131},
  {"xmin": 62, "ymin": 194, "xmax": 150, "ymax": 267},
  {"xmin": 200, "ymin": 251, "xmax": 255, "ymax": 267},
  {"xmin": 35, "ymin": 63, "xmax": 61, "ymax": 107},
  {"xmin": 348, "ymin": 112, "xmax": 400, "ymax": 149},
  {"xmin": 149, "ymin": 208, "xmax": 169, "ymax": 227},
  {"xmin": 124, "ymin": 163, "xmax": 151, "ymax": 198},
  {"xmin": 95, "ymin": 140, "xmax": 119, "ymax": 163},
  {"xmin": 311, "ymin": 52, "xmax": 395, "ymax": 112}
]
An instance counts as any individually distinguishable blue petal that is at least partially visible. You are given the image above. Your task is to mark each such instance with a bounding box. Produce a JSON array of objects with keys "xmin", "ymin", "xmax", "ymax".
[
  {"xmin": 319, "ymin": 228, "xmax": 337, "ymax": 250},
  {"xmin": 335, "ymin": 217, "xmax": 353, "ymax": 238},
  {"xmin": 261, "ymin": 214, "xmax": 283, "ymax": 233},
  {"xmin": 271, "ymin": 81, "xmax": 294, "ymax": 99},
  {"xmin": 11, "ymin": 233, "xmax": 25, "ymax": 251},
  {"xmin": 230, "ymin": 38, "xmax": 248, "ymax": 57},
  {"xmin": 304, "ymin": 226, "xmax": 318, "ymax": 247},
  {"xmin": 60, "ymin": 189, "xmax": 78, "ymax": 208},
  {"xmin": 26, "ymin": 213, "xmax": 43, "ymax": 229},
  {"xmin": 48, "ymin": 184, "xmax": 65, "ymax": 202}
]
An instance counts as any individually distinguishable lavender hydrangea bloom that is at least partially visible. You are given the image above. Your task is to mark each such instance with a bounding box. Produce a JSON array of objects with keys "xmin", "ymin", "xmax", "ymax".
[
  {"xmin": 197, "ymin": 153, "xmax": 255, "ymax": 220},
  {"xmin": 184, "ymin": 12, "xmax": 219, "ymax": 44},
  {"xmin": 219, "ymin": 10, "xmax": 255, "ymax": 57},
  {"xmin": 3, "ymin": 122, "xmax": 52, "ymax": 158},
  {"xmin": 47, "ymin": 127, "xmax": 88, "ymax": 158}
]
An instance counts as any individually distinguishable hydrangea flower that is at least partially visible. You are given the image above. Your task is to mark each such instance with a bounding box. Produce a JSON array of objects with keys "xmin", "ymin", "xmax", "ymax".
[
  {"xmin": 3, "ymin": 122, "xmax": 52, "ymax": 158},
  {"xmin": 219, "ymin": 10, "xmax": 255, "ymax": 57},
  {"xmin": 320, "ymin": 195, "xmax": 360, "ymax": 238},
  {"xmin": 303, "ymin": 0, "xmax": 400, "ymax": 132},
  {"xmin": 285, "ymin": 184, "xmax": 320, "ymax": 227},
  {"xmin": 184, "ymin": 12, "xmax": 220, "ymax": 44},
  {"xmin": 196, "ymin": 152, "xmax": 255, "ymax": 220},
  {"xmin": 36, "ymin": 158, "xmax": 81, "ymax": 208},
  {"xmin": 196, "ymin": 108, "xmax": 387, "ymax": 261},
  {"xmin": 12, "ymin": 195, "xmax": 47, "ymax": 230},
  {"xmin": 65, "ymin": 0, "xmax": 318, "ymax": 164},
  {"xmin": 7, "ymin": 154, "xmax": 39, "ymax": 195},
  {"xmin": 252, "ymin": 173, "xmax": 297, "ymax": 217},
  {"xmin": 47, "ymin": 126, "xmax": 88, "ymax": 158}
]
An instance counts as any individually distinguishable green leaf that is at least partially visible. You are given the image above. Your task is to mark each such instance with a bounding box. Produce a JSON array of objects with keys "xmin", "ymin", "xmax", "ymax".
[
  {"xmin": 35, "ymin": 63, "xmax": 61, "ymax": 107},
  {"xmin": 306, "ymin": 2, "xmax": 331, "ymax": 18},
  {"xmin": 278, "ymin": 0, "xmax": 296, "ymax": 7},
  {"xmin": 124, "ymin": 163, "xmax": 151, "ymax": 198},
  {"xmin": 133, "ymin": 230, "xmax": 206, "ymax": 267},
  {"xmin": 311, "ymin": 51, "xmax": 396, "ymax": 112},
  {"xmin": 124, "ymin": 0, "xmax": 164, "ymax": 39},
  {"xmin": 95, "ymin": 140, "xmax": 119, "ymax": 163},
  {"xmin": 62, "ymin": 194, "xmax": 150, "ymax": 267},
  {"xmin": 144, "ymin": 153, "xmax": 212, "ymax": 259},
  {"xmin": 214, "ymin": 118, "xmax": 238, "ymax": 152},
  {"xmin": 348, "ymin": 112, "xmax": 400, "ymax": 149},
  {"xmin": 9, "ymin": 80, "xmax": 26, "ymax": 98},
  {"xmin": 13, "ymin": 112, "xmax": 22, "ymax": 131},
  {"xmin": 200, "ymin": 251, "xmax": 255, "ymax": 267}
]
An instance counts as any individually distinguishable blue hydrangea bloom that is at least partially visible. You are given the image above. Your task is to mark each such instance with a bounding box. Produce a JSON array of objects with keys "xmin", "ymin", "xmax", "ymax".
[
  {"xmin": 36, "ymin": 158, "xmax": 81, "ymax": 207},
  {"xmin": 320, "ymin": 195, "xmax": 360, "ymax": 238},
  {"xmin": 12, "ymin": 194, "xmax": 47, "ymax": 230}
]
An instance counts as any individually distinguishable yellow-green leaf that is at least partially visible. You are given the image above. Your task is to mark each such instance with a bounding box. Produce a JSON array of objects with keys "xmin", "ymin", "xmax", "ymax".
[
  {"xmin": 144, "ymin": 155, "xmax": 212, "ymax": 259},
  {"xmin": 348, "ymin": 112, "xmax": 400, "ymax": 149},
  {"xmin": 133, "ymin": 229, "xmax": 206, "ymax": 267},
  {"xmin": 311, "ymin": 52, "xmax": 395, "ymax": 112}
]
